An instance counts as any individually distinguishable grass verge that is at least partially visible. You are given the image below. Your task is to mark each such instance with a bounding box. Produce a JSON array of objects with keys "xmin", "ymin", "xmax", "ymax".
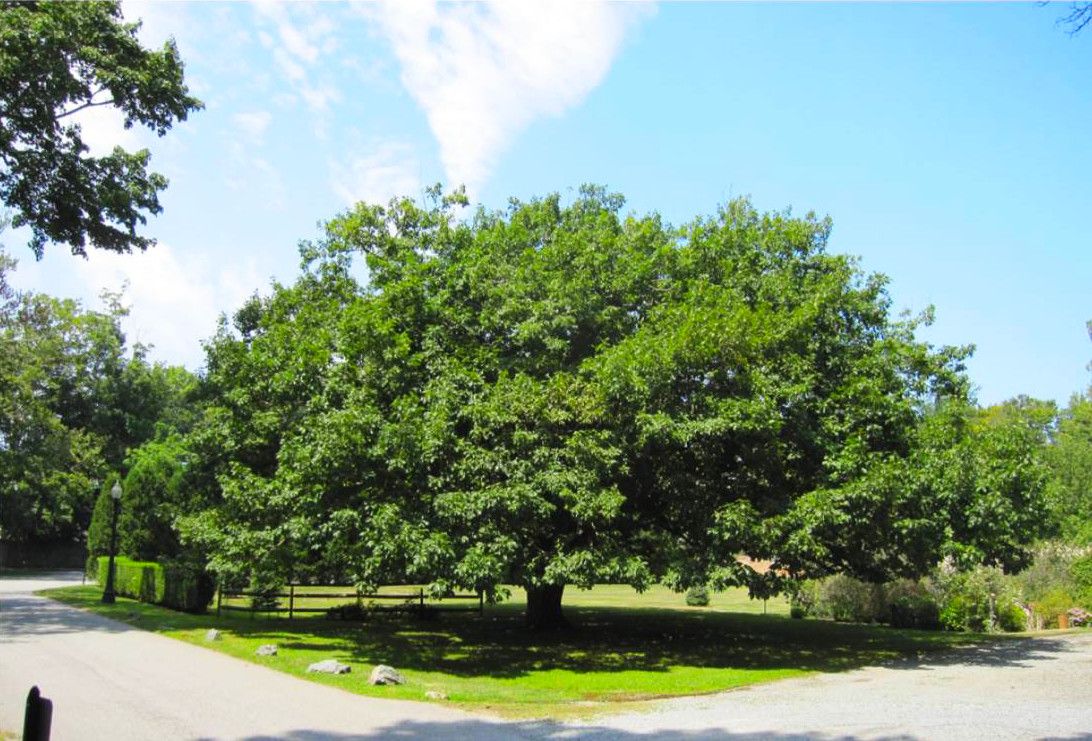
[{"xmin": 41, "ymin": 584, "xmax": 988, "ymax": 719}]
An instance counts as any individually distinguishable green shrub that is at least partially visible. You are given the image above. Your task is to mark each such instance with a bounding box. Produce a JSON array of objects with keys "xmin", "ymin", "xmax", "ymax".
[
  {"xmin": 1034, "ymin": 588, "xmax": 1074, "ymax": 628},
  {"xmin": 888, "ymin": 594, "xmax": 940, "ymax": 630},
  {"xmin": 997, "ymin": 601, "xmax": 1028, "ymax": 632},
  {"xmin": 939, "ymin": 594, "xmax": 969, "ymax": 632},
  {"xmin": 685, "ymin": 585, "xmax": 710, "ymax": 607},
  {"xmin": 247, "ymin": 574, "xmax": 284, "ymax": 612},
  {"xmin": 94, "ymin": 556, "xmax": 213, "ymax": 613},
  {"xmin": 789, "ymin": 604, "xmax": 807, "ymax": 619},
  {"xmin": 326, "ymin": 603, "xmax": 367, "ymax": 621},
  {"xmin": 818, "ymin": 575, "xmax": 882, "ymax": 623},
  {"xmin": 1070, "ymin": 555, "xmax": 1092, "ymax": 609},
  {"xmin": 789, "ymin": 580, "xmax": 820, "ymax": 618}
]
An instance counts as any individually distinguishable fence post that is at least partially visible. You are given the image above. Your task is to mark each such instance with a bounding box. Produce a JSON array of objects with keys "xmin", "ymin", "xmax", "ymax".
[
  {"xmin": 419, "ymin": 587, "xmax": 425, "ymax": 615},
  {"xmin": 289, "ymin": 584, "xmax": 295, "ymax": 620}
]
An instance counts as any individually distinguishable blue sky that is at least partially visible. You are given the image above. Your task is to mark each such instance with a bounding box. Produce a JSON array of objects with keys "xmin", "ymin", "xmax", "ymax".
[{"xmin": 8, "ymin": 1, "xmax": 1091, "ymax": 406}]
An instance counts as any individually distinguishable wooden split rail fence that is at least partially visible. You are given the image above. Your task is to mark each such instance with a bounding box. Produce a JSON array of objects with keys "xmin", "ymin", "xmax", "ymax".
[{"xmin": 216, "ymin": 584, "xmax": 483, "ymax": 619}]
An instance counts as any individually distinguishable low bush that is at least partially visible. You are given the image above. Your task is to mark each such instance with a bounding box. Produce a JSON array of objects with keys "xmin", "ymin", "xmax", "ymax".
[
  {"xmin": 94, "ymin": 556, "xmax": 213, "ymax": 613},
  {"xmin": 685, "ymin": 585, "xmax": 710, "ymax": 607},
  {"xmin": 1070, "ymin": 554, "xmax": 1092, "ymax": 609},
  {"xmin": 1033, "ymin": 588, "xmax": 1075, "ymax": 628},
  {"xmin": 888, "ymin": 595, "xmax": 940, "ymax": 630},
  {"xmin": 326, "ymin": 603, "xmax": 367, "ymax": 621},
  {"xmin": 997, "ymin": 601, "xmax": 1028, "ymax": 632},
  {"xmin": 817, "ymin": 575, "xmax": 883, "ymax": 623}
]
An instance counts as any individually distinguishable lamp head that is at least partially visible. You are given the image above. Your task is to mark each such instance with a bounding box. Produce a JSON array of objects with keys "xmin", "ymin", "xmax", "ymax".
[{"xmin": 110, "ymin": 481, "xmax": 122, "ymax": 500}]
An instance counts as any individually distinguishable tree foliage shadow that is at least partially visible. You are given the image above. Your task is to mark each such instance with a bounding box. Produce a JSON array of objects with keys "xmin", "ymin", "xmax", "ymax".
[{"xmin": 224, "ymin": 604, "xmax": 1028, "ymax": 681}]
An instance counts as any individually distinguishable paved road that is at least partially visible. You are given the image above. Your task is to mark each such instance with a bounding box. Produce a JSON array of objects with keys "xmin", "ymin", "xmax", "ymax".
[
  {"xmin": 0, "ymin": 572, "xmax": 511, "ymax": 740},
  {"xmin": 2, "ymin": 572, "xmax": 1090, "ymax": 739}
]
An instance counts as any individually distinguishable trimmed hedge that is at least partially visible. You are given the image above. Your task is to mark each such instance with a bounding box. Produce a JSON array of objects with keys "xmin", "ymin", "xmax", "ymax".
[{"xmin": 94, "ymin": 556, "xmax": 214, "ymax": 613}]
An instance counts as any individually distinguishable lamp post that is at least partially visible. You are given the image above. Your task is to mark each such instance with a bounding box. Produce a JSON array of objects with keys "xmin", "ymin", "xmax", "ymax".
[{"xmin": 101, "ymin": 480, "xmax": 122, "ymax": 604}]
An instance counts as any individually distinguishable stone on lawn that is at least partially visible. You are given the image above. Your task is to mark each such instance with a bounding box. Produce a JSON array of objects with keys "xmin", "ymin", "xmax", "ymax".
[
  {"xmin": 425, "ymin": 690, "xmax": 448, "ymax": 700},
  {"xmin": 256, "ymin": 644, "xmax": 278, "ymax": 656},
  {"xmin": 368, "ymin": 664, "xmax": 405, "ymax": 685},
  {"xmin": 307, "ymin": 659, "xmax": 351, "ymax": 674},
  {"xmin": 204, "ymin": 629, "xmax": 222, "ymax": 642}
]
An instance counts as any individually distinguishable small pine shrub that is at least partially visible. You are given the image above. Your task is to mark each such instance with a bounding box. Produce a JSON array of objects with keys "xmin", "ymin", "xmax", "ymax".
[
  {"xmin": 685, "ymin": 585, "xmax": 710, "ymax": 607},
  {"xmin": 325, "ymin": 603, "xmax": 367, "ymax": 621}
]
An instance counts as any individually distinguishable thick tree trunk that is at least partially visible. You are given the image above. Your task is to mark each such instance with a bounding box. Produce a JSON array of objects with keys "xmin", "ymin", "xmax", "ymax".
[{"xmin": 525, "ymin": 583, "xmax": 568, "ymax": 630}]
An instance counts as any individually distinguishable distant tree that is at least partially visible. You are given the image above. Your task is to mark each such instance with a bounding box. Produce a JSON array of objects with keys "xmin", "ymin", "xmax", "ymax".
[
  {"xmin": 182, "ymin": 187, "xmax": 1051, "ymax": 630},
  {"xmin": 0, "ymin": 249, "xmax": 197, "ymax": 546},
  {"xmin": 1044, "ymin": 323, "xmax": 1092, "ymax": 543},
  {"xmin": 0, "ymin": 1, "xmax": 202, "ymax": 258}
]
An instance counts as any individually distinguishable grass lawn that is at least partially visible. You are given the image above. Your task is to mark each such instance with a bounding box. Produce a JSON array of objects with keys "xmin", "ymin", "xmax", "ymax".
[{"xmin": 42, "ymin": 583, "xmax": 987, "ymax": 719}]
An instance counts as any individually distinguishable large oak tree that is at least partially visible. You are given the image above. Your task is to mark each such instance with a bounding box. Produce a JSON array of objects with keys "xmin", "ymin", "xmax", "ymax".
[{"xmin": 183, "ymin": 188, "xmax": 1050, "ymax": 628}]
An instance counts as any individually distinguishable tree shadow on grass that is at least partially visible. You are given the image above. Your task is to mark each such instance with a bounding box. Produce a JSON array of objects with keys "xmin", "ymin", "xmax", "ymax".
[{"xmin": 221, "ymin": 604, "xmax": 1054, "ymax": 682}]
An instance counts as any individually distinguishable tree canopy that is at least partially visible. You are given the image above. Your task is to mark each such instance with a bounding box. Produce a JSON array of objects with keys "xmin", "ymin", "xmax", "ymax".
[
  {"xmin": 0, "ymin": 248, "xmax": 197, "ymax": 547},
  {"xmin": 0, "ymin": 1, "xmax": 201, "ymax": 258},
  {"xmin": 180, "ymin": 187, "xmax": 1052, "ymax": 628}
]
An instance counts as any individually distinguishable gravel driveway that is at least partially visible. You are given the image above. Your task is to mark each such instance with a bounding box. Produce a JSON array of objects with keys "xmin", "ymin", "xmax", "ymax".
[{"xmin": 2, "ymin": 572, "xmax": 1090, "ymax": 740}]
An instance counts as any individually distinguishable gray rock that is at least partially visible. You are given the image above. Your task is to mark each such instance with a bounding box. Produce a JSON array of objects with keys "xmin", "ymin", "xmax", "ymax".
[
  {"xmin": 307, "ymin": 659, "xmax": 351, "ymax": 674},
  {"xmin": 256, "ymin": 644, "xmax": 278, "ymax": 656},
  {"xmin": 425, "ymin": 690, "xmax": 448, "ymax": 700},
  {"xmin": 368, "ymin": 664, "xmax": 405, "ymax": 685},
  {"xmin": 204, "ymin": 629, "xmax": 222, "ymax": 642}
]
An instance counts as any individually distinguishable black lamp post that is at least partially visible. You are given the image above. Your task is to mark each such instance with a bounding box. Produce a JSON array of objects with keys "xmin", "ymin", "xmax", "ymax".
[{"xmin": 101, "ymin": 480, "xmax": 122, "ymax": 604}]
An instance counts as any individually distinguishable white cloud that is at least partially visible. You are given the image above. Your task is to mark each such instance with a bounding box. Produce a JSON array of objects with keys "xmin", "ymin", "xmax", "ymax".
[
  {"xmin": 74, "ymin": 245, "xmax": 264, "ymax": 369},
  {"xmin": 70, "ymin": 104, "xmax": 145, "ymax": 157},
  {"xmin": 330, "ymin": 141, "xmax": 421, "ymax": 207},
  {"xmin": 232, "ymin": 111, "xmax": 273, "ymax": 142},
  {"xmin": 368, "ymin": 1, "xmax": 652, "ymax": 194},
  {"xmin": 252, "ymin": 1, "xmax": 341, "ymax": 114}
]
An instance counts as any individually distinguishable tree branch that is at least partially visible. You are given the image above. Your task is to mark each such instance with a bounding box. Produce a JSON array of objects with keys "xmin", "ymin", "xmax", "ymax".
[{"xmin": 57, "ymin": 97, "xmax": 117, "ymax": 120}]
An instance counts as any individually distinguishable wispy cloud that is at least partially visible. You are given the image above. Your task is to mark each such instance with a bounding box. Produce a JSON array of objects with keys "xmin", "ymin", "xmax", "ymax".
[
  {"xmin": 74, "ymin": 244, "xmax": 265, "ymax": 369},
  {"xmin": 232, "ymin": 110, "xmax": 272, "ymax": 142},
  {"xmin": 330, "ymin": 141, "xmax": 421, "ymax": 207},
  {"xmin": 252, "ymin": 1, "xmax": 342, "ymax": 115},
  {"xmin": 367, "ymin": 1, "xmax": 653, "ymax": 194}
]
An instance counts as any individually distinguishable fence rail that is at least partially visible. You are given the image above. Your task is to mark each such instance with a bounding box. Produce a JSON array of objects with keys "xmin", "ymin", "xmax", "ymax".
[{"xmin": 216, "ymin": 584, "xmax": 483, "ymax": 619}]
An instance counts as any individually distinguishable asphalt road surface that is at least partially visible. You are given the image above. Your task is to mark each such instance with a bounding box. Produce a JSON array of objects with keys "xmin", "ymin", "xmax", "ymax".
[{"xmin": 2, "ymin": 572, "xmax": 1090, "ymax": 740}]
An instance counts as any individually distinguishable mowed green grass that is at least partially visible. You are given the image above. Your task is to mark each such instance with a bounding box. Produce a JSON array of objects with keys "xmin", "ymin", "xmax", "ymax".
[{"xmin": 43, "ymin": 584, "xmax": 983, "ymax": 718}]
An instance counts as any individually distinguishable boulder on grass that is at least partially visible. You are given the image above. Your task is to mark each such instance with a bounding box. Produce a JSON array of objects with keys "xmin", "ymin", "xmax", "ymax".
[
  {"xmin": 256, "ymin": 644, "xmax": 278, "ymax": 656},
  {"xmin": 204, "ymin": 629, "xmax": 222, "ymax": 642},
  {"xmin": 368, "ymin": 664, "xmax": 405, "ymax": 685},
  {"xmin": 425, "ymin": 690, "xmax": 448, "ymax": 700},
  {"xmin": 307, "ymin": 659, "xmax": 351, "ymax": 674}
]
